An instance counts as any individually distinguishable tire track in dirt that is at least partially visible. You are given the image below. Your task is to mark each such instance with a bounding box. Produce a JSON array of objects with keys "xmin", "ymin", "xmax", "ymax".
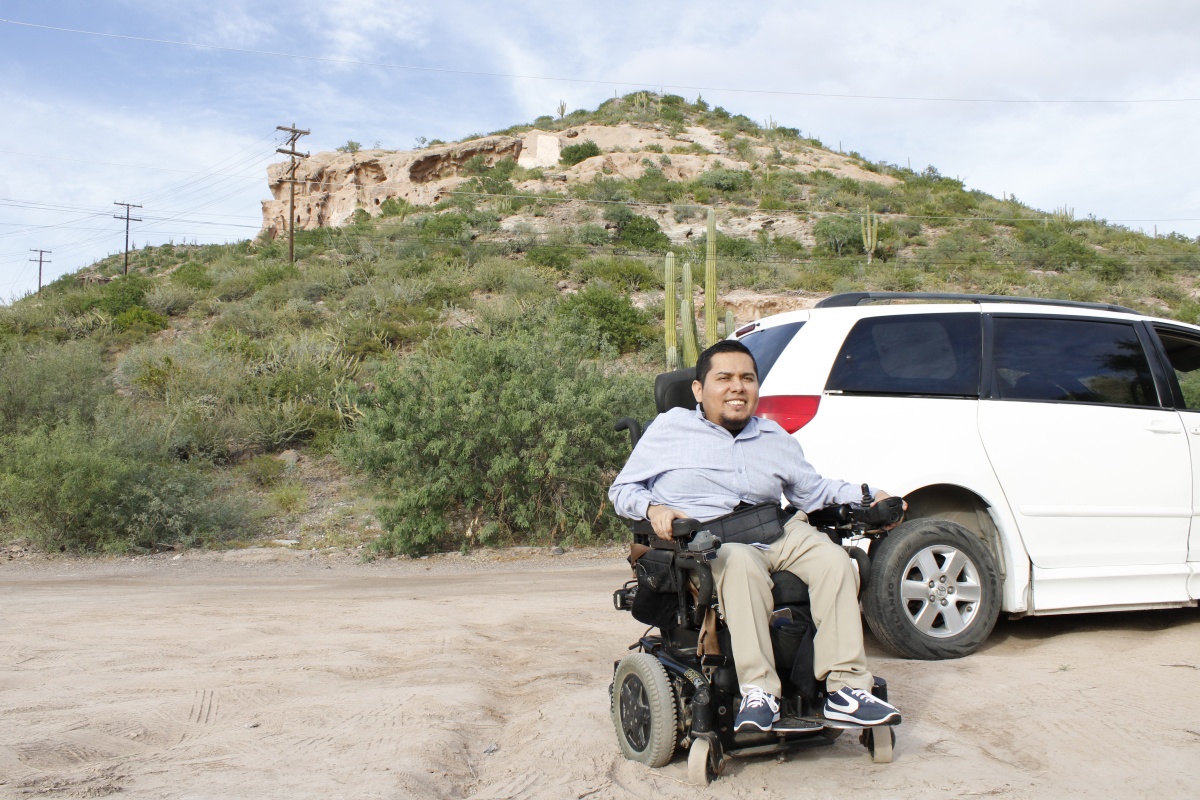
[{"xmin": 3, "ymin": 556, "xmax": 1200, "ymax": 799}]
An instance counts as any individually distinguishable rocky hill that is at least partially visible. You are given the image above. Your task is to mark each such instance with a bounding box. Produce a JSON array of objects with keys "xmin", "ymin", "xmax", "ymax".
[{"xmin": 5, "ymin": 92, "xmax": 1200, "ymax": 558}]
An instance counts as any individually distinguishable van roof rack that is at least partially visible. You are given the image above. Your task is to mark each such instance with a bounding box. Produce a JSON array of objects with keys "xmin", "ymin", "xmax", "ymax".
[{"xmin": 814, "ymin": 292, "xmax": 1138, "ymax": 315}]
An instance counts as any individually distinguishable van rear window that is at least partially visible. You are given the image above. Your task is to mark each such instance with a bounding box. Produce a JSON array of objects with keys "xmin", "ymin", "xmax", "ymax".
[{"xmin": 740, "ymin": 322, "xmax": 804, "ymax": 383}]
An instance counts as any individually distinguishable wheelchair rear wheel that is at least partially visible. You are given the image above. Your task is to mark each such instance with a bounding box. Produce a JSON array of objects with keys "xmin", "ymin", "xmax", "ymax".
[{"xmin": 612, "ymin": 654, "xmax": 677, "ymax": 767}]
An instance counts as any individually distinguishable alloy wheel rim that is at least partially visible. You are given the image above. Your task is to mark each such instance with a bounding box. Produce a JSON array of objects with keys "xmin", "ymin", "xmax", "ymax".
[{"xmin": 898, "ymin": 543, "xmax": 983, "ymax": 638}]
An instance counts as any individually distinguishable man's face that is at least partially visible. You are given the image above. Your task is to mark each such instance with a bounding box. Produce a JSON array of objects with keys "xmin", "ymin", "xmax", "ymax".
[{"xmin": 692, "ymin": 352, "xmax": 759, "ymax": 431}]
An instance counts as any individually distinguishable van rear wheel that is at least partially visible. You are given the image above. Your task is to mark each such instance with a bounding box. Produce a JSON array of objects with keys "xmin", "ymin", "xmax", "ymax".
[{"xmin": 863, "ymin": 519, "xmax": 1001, "ymax": 660}]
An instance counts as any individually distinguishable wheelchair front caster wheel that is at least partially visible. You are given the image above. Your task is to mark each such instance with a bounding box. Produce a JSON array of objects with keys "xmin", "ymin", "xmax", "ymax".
[
  {"xmin": 860, "ymin": 726, "xmax": 895, "ymax": 763},
  {"xmin": 687, "ymin": 738, "xmax": 712, "ymax": 786}
]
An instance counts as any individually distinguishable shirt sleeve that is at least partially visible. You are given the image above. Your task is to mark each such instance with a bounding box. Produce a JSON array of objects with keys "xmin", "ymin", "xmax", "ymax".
[{"xmin": 608, "ymin": 411, "xmax": 683, "ymax": 520}]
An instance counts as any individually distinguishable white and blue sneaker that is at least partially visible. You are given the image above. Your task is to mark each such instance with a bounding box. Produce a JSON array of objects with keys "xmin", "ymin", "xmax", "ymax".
[
  {"xmin": 824, "ymin": 687, "xmax": 901, "ymax": 726},
  {"xmin": 734, "ymin": 685, "xmax": 780, "ymax": 732}
]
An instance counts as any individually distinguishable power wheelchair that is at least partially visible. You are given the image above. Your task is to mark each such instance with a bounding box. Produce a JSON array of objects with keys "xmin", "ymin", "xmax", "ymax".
[{"xmin": 608, "ymin": 369, "xmax": 902, "ymax": 785}]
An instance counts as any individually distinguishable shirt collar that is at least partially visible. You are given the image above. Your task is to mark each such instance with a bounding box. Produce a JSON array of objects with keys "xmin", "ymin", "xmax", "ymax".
[{"xmin": 691, "ymin": 405, "xmax": 763, "ymax": 440}]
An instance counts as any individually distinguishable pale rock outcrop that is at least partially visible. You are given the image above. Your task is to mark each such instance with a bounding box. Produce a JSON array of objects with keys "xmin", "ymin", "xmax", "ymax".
[
  {"xmin": 516, "ymin": 130, "xmax": 561, "ymax": 168},
  {"xmin": 259, "ymin": 123, "xmax": 899, "ymax": 238},
  {"xmin": 261, "ymin": 135, "xmax": 524, "ymax": 235}
]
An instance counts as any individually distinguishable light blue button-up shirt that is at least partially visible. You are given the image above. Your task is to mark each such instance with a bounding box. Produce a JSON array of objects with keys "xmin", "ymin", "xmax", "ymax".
[{"xmin": 609, "ymin": 406, "xmax": 874, "ymax": 522}]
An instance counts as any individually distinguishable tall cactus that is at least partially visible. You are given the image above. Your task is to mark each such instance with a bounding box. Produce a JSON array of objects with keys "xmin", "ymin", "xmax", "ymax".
[
  {"xmin": 725, "ymin": 309, "xmax": 735, "ymax": 338},
  {"xmin": 705, "ymin": 208, "xmax": 718, "ymax": 347},
  {"xmin": 664, "ymin": 253, "xmax": 678, "ymax": 370},
  {"xmin": 861, "ymin": 209, "xmax": 879, "ymax": 265},
  {"xmin": 680, "ymin": 261, "xmax": 700, "ymax": 368}
]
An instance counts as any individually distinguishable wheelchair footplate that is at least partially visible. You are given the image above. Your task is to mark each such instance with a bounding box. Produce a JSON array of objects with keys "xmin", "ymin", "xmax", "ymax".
[{"xmin": 772, "ymin": 715, "xmax": 826, "ymax": 734}]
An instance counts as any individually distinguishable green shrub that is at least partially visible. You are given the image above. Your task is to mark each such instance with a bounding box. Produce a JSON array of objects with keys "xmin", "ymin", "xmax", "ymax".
[
  {"xmin": 99, "ymin": 276, "xmax": 150, "ymax": 316},
  {"xmin": 0, "ymin": 341, "xmax": 109, "ymax": 435},
  {"xmin": 171, "ymin": 262, "xmax": 214, "ymax": 290},
  {"xmin": 0, "ymin": 415, "xmax": 245, "ymax": 552},
  {"xmin": 576, "ymin": 257, "xmax": 659, "ymax": 290},
  {"xmin": 813, "ymin": 215, "xmax": 865, "ymax": 257},
  {"xmin": 420, "ymin": 212, "xmax": 472, "ymax": 241},
  {"xmin": 603, "ymin": 206, "xmax": 670, "ymax": 251},
  {"xmin": 560, "ymin": 139, "xmax": 602, "ymax": 166},
  {"xmin": 114, "ymin": 306, "xmax": 169, "ymax": 333},
  {"xmin": 243, "ymin": 454, "xmax": 288, "ymax": 487},
  {"xmin": 526, "ymin": 246, "xmax": 574, "ymax": 271},
  {"xmin": 341, "ymin": 329, "xmax": 653, "ymax": 555},
  {"xmin": 555, "ymin": 283, "xmax": 653, "ymax": 353},
  {"xmin": 695, "ymin": 167, "xmax": 753, "ymax": 193}
]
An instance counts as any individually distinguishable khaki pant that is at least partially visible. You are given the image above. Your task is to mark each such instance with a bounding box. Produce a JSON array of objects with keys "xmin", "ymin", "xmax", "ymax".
[{"xmin": 710, "ymin": 514, "xmax": 872, "ymax": 697}]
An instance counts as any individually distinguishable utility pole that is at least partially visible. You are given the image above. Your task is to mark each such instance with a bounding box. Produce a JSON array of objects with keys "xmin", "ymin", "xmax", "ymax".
[
  {"xmin": 29, "ymin": 249, "xmax": 51, "ymax": 294},
  {"xmin": 113, "ymin": 202, "xmax": 142, "ymax": 275},
  {"xmin": 276, "ymin": 124, "xmax": 310, "ymax": 264}
]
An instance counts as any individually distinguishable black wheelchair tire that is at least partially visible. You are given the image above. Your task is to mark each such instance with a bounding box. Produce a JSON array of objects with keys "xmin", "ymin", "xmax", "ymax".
[{"xmin": 611, "ymin": 653, "xmax": 677, "ymax": 767}]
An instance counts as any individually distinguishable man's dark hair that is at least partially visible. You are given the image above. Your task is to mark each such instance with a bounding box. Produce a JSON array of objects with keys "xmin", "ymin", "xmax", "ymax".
[{"xmin": 695, "ymin": 339, "xmax": 759, "ymax": 384}]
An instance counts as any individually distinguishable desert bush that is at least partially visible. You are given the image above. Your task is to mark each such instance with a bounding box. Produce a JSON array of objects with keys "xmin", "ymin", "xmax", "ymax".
[
  {"xmin": 526, "ymin": 246, "xmax": 574, "ymax": 271},
  {"xmin": 114, "ymin": 306, "xmax": 168, "ymax": 333},
  {"xmin": 242, "ymin": 453, "xmax": 288, "ymax": 487},
  {"xmin": 559, "ymin": 140, "xmax": 602, "ymax": 166},
  {"xmin": 0, "ymin": 414, "xmax": 245, "ymax": 552},
  {"xmin": 0, "ymin": 341, "xmax": 109, "ymax": 435},
  {"xmin": 813, "ymin": 215, "xmax": 865, "ymax": 257},
  {"xmin": 575, "ymin": 257, "xmax": 659, "ymax": 291},
  {"xmin": 341, "ymin": 328, "xmax": 654, "ymax": 555},
  {"xmin": 170, "ymin": 262, "xmax": 214, "ymax": 290},
  {"xmin": 144, "ymin": 284, "xmax": 198, "ymax": 316},
  {"xmin": 694, "ymin": 168, "xmax": 753, "ymax": 194},
  {"xmin": 555, "ymin": 283, "xmax": 653, "ymax": 353},
  {"xmin": 603, "ymin": 206, "xmax": 670, "ymax": 251}
]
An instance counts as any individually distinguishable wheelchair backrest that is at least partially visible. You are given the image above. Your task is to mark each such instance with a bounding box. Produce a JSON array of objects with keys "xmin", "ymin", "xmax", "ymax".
[{"xmin": 654, "ymin": 368, "xmax": 696, "ymax": 414}]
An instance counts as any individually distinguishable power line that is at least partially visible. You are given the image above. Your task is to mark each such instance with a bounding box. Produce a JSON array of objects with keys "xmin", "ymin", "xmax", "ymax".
[{"xmin": 3, "ymin": 17, "xmax": 1198, "ymax": 105}]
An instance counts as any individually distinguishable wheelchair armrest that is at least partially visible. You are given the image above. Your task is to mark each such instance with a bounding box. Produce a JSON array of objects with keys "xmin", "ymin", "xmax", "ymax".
[{"xmin": 614, "ymin": 417, "xmax": 642, "ymax": 449}]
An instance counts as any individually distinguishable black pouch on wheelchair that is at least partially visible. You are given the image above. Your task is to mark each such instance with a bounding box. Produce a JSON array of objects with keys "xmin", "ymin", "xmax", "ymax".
[
  {"xmin": 771, "ymin": 608, "xmax": 818, "ymax": 703},
  {"xmin": 704, "ymin": 502, "xmax": 790, "ymax": 547},
  {"xmin": 631, "ymin": 549, "xmax": 679, "ymax": 628}
]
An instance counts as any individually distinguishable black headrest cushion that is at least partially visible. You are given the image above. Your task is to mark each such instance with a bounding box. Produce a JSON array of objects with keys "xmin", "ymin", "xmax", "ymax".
[{"xmin": 654, "ymin": 368, "xmax": 697, "ymax": 414}]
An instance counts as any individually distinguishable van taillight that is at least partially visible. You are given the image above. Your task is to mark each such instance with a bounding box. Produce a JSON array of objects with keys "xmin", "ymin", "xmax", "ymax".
[{"xmin": 756, "ymin": 395, "xmax": 820, "ymax": 433}]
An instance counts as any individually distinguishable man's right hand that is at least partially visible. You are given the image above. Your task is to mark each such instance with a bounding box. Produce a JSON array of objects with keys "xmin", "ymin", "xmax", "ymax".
[{"xmin": 647, "ymin": 504, "xmax": 689, "ymax": 540}]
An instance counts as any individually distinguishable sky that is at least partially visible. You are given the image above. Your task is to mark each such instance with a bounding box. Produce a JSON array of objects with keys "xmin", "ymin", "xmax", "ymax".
[{"xmin": 3, "ymin": 0, "xmax": 1200, "ymax": 301}]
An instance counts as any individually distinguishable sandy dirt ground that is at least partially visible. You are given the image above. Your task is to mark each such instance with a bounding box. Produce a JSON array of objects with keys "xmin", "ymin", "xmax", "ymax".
[{"xmin": 3, "ymin": 547, "xmax": 1200, "ymax": 799}]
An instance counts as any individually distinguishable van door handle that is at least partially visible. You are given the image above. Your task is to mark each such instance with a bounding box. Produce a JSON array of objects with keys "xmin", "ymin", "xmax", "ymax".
[
  {"xmin": 1190, "ymin": 426, "xmax": 1200, "ymax": 436},
  {"xmin": 1145, "ymin": 422, "xmax": 1182, "ymax": 434}
]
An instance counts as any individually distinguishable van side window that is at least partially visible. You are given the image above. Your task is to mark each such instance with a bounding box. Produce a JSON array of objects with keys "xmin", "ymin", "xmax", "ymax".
[
  {"xmin": 1153, "ymin": 327, "xmax": 1200, "ymax": 411},
  {"xmin": 992, "ymin": 317, "xmax": 1156, "ymax": 407},
  {"xmin": 826, "ymin": 314, "xmax": 981, "ymax": 396}
]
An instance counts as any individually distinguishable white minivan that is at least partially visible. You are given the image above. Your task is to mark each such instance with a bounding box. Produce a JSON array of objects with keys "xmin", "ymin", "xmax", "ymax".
[{"xmin": 737, "ymin": 292, "xmax": 1200, "ymax": 659}]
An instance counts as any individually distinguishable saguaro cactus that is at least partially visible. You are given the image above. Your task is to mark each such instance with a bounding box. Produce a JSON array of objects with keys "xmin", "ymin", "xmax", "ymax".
[
  {"xmin": 680, "ymin": 261, "xmax": 701, "ymax": 368},
  {"xmin": 861, "ymin": 209, "xmax": 879, "ymax": 265},
  {"xmin": 664, "ymin": 253, "xmax": 678, "ymax": 370},
  {"xmin": 725, "ymin": 309, "xmax": 735, "ymax": 338},
  {"xmin": 705, "ymin": 208, "xmax": 718, "ymax": 347}
]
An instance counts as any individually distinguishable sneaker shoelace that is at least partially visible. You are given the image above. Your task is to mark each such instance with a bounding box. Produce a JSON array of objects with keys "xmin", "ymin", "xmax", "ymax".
[
  {"xmin": 741, "ymin": 686, "xmax": 778, "ymax": 712},
  {"xmin": 848, "ymin": 688, "xmax": 885, "ymax": 706}
]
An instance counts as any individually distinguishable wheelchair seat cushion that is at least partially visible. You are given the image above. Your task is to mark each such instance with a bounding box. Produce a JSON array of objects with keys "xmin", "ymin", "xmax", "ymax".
[{"xmin": 771, "ymin": 571, "xmax": 810, "ymax": 606}]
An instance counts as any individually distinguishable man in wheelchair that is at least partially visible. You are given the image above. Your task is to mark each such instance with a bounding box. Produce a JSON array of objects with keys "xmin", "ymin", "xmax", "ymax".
[{"xmin": 609, "ymin": 339, "xmax": 903, "ymax": 734}]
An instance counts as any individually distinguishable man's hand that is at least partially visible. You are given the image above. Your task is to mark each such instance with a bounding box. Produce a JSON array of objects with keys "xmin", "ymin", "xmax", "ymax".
[
  {"xmin": 872, "ymin": 491, "xmax": 908, "ymax": 531},
  {"xmin": 647, "ymin": 504, "xmax": 689, "ymax": 540}
]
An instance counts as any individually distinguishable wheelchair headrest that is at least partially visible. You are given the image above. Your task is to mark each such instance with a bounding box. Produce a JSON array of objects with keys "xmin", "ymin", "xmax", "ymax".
[{"xmin": 654, "ymin": 368, "xmax": 697, "ymax": 414}]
